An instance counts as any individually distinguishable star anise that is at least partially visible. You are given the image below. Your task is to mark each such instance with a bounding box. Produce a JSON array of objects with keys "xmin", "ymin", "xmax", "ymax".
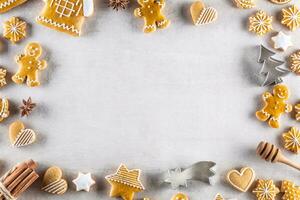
[
  {"xmin": 108, "ymin": 0, "xmax": 130, "ymax": 11},
  {"xmin": 20, "ymin": 97, "xmax": 36, "ymax": 117}
]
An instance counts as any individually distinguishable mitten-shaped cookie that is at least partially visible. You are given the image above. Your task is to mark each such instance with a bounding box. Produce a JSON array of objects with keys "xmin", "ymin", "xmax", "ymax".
[{"xmin": 12, "ymin": 42, "xmax": 47, "ymax": 87}]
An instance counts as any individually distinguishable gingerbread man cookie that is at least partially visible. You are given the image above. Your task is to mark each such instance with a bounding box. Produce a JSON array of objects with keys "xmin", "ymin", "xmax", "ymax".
[
  {"xmin": 134, "ymin": 0, "xmax": 170, "ymax": 33},
  {"xmin": 12, "ymin": 42, "xmax": 47, "ymax": 87},
  {"xmin": 256, "ymin": 84, "xmax": 292, "ymax": 128}
]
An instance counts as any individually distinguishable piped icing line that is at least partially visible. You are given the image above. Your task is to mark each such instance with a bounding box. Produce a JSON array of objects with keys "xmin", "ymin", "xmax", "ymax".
[{"xmin": 36, "ymin": 16, "xmax": 80, "ymax": 35}]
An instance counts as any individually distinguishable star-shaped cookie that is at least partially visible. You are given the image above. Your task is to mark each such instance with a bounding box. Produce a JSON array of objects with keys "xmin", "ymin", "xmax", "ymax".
[
  {"xmin": 105, "ymin": 164, "xmax": 145, "ymax": 200},
  {"xmin": 72, "ymin": 172, "xmax": 95, "ymax": 192},
  {"xmin": 271, "ymin": 31, "xmax": 293, "ymax": 51}
]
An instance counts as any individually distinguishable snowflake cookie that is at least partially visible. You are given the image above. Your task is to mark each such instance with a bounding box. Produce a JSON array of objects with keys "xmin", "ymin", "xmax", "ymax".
[
  {"xmin": 256, "ymin": 84, "xmax": 292, "ymax": 128},
  {"xmin": 282, "ymin": 127, "xmax": 300, "ymax": 154},
  {"xmin": 248, "ymin": 10, "xmax": 273, "ymax": 36},
  {"xmin": 36, "ymin": 0, "xmax": 94, "ymax": 36},
  {"xmin": 12, "ymin": 42, "xmax": 47, "ymax": 87},
  {"xmin": 3, "ymin": 17, "xmax": 27, "ymax": 43},
  {"xmin": 134, "ymin": 0, "xmax": 171, "ymax": 33},
  {"xmin": 253, "ymin": 180, "xmax": 279, "ymax": 200},
  {"xmin": 289, "ymin": 51, "xmax": 300, "ymax": 75},
  {"xmin": 281, "ymin": 5, "xmax": 300, "ymax": 31}
]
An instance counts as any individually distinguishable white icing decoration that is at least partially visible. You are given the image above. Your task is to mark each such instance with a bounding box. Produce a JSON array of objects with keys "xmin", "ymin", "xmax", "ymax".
[
  {"xmin": 83, "ymin": 0, "xmax": 94, "ymax": 17},
  {"xmin": 271, "ymin": 31, "xmax": 293, "ymax": 51}
]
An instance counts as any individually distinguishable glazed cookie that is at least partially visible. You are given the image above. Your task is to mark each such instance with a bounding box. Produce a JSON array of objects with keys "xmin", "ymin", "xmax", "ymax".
[
  {"xmin": 171, "ymin": 193, "xmax": 189, "ymax": 200},
  {"xmin": 106, "ymin": 164, "xmax": 145, "ymax": 200},
  {"xmin": 269, "ymin": 0, "xmax": 291, "ymax": 4},
  {"xmin": 134, "ymin": 0, "xmax": 170, "ymax": 33},
  {"xmin": 0, "ymin": 97, "xmax": 9, "ymax": 122},
  {"xmin": 0, "ymin": 0, "xmax": 28, "ymax": 13},
  {"xmin": 42, "ymin": 166, "xmax": 68, "ymax": 195},
  {"xmin": 233, "ymin": 0, "xmax": 255, "ymax": 9},
  {"xmin": 281, "ymin": 5, "xmax": 300, "ymax": 31},
  {"xmin": 190, "ymin": 1, "xmax": 217, "ymax": 26},
  {"xmin": 36, "ymin": 0, "xmax": 94, "ymax": 36},
  {"xmin": 248, "ymin": 10, "xmax": 273, "ymax": 36},
  {"xmin": 281, "ymin": 180, "xmax": 300, "ymax": 200},
  {"xmin": 226, "ymin": 167, "xmax": 255, "ymax": 192},
  {"xmin": 12, "ymin": 42, "xmax": 47, "ymax": 87},
  {"xmin": 0, "ymin": 68, "xmax": 7, "ymax": 88},
  {"xmin": 289, "ymin": 51, "xmax": 300, "ymax": 75},
  {"xmin": 3, "ymin": 17, "xmax": 27, "ymax": 43},
  {"xmin": 282, "ymin": 127, "xmax": 300, "ymax": 154},
  {"xmin": 9, "ymin": 120, "xmax": 36, "ymax": 147},
  {"xmin": 253, "ymin": 180, "xmax": 279, "ymax": 200},
  {"xmin": 256, "ymin": 84, "xmax": 292, "ymax": 128}
]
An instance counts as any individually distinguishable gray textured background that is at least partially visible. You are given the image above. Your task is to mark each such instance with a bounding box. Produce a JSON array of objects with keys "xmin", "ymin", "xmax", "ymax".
[{"xmin": 1, "ymin": 0, "xmax": 300, "ymax": 199}]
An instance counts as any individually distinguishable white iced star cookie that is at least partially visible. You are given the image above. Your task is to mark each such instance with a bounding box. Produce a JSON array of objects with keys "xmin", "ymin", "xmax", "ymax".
[
  {"xmin": 271, "ymin": 31, "xmax": 293, "ymax": 51},
  {"xmin": 72, "ymin": 172, "xmax": 95, "ymax": 192}
]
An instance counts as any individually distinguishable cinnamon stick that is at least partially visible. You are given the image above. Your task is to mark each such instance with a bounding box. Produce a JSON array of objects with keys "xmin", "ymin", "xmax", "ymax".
[
  {"xmin": 7, "ymin": 168, "xmax": 32, "ymax": 191},
  {"xmin": 11, "ymin": 171, "xmax": 39, "ymax": 197}
]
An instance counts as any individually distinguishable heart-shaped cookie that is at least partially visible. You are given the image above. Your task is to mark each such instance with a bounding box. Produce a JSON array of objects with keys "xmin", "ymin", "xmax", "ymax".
[
  {"xmin": 226, "ymin": 167, "xmax": 255, "ymax": 192},
  {"xmin": 9, "ymin": 120, "xmax": 36, "ymax": 147},
  {"xmin": 42, "ymin": 166, "xmax": 68, "ymax": 195},
  {"xmin": 190, "ymin": 1, "xmax": 218, "ymax": 25}
]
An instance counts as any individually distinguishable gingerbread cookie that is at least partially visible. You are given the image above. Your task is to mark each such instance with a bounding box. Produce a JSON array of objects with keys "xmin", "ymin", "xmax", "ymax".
[
  {"xmin": 190, "ymin": 1, "xmax": 217, "ymax": 26},
  {"xmin": 36, "ymin": 0, "xmax": 94, "ymax": 36},
  {"xmin": 0, "ymin": 0, "xmax": 28, "ymax": 13},
  {"xmin": 281, "ymin": 180, "xmax": 300, "ymax": 200},
  {"xmin": 253, "ymin": 180, "xmax": 279, "ymax": 200},
  {"xmin": 0, "ymin": 67, "xmax": 7, "ymax": 88},
  {"xmin": 9, "ymin": 120, "xmax": 36, "ymax": 147},
  {"xmin": 281, "ymin": 5, "xmax": 300, "ymax": 31},
  {"xmin": 0, "ymin": 97, "xmax": 9, "ymax": 122},
  {"xmin": 249, "ymin": 10, "xmax": 273, "ymax": 36},
  {"xmin": 12, "ymin": 42, "xmax": 47, "ymax": 87},
  {"xmin": 42, "ymin": 166, "xmax": 68, "ymax": 195},
  {"xmin": 256, "ymin": 84, "xmax": 292, "ymax": 128},
  {"xmin": 3, "ymin": 17, "xmax": 27, "ymax": 43},
  {"xmin": 134, "ymin": 0, "xmax": 170, "ymax": 33}
]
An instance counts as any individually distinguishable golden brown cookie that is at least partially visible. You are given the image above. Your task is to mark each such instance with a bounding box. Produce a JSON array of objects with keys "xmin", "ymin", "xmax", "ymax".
[
  {"xmin": 9, "ymin": 120, "xmax": 36, "ymax": 147},
  {"xmin": 171, "ymin": 193, "xmax": 189, "ymax": 200},
  {"xmin": 0, "ymin": 68, "xmax": 7, "ymax": 88},
  {"xmin": 3, "ymin": 17, "xmax": 27, "ymax": 43},
  {"xmin": 0, "ymin": 0, "xmax": 28, "ymax": 14},
  {"xmin": 289, "ymin": 51, "xmax": 300, "ymax": 75},
  {"xmin": 269, "ymin": 0, "xmax": 291, "ymax": 4},
  {"xmin": 12, "ymin": 42, "xmax": 47, "ymax": 87},
  {"xmin": 281, "ymin": 5, "xmax": 300, "ymax": 31},
  {"xmin": 36, "ymin": 0, "xmax": 94, "ymax": 36},
  {"xmin": 256, "ymin": 84, "xmax": 292, "ymax": 128},
  {"xmin": 226, "ymin": 167, "xmax": 255, "ymax": 192},
  {"xmin": 42, "ymin": 166, "xmax": 68, "ymax": 195},
  {"xmin": 0, "ymin": 97, "xmax": 9, "ymax": 122},
  {"xmin": 282, "ymin": 127, "xmax": 300, "ymax": 154},
  {"xmin": 190, "ymin": 1, "xmax": 217, "ymax": 25},
  {"xmin": 249, "ymin": 10, "xmax": 273, "ymax": 36},
  {"xmin": 134, "ymin": 0, "xmax": 170, "ymax": 33},
  {"xmin": 281, "ymin": 180, "xmax": 300, "ymax": 200},
  {"xmin": 253, "ymin": 179, "xmax": 279, "ymax": 200},
  {"xmin": 233, "ymin": 0, "xmax": 255, "ymax": 9}
]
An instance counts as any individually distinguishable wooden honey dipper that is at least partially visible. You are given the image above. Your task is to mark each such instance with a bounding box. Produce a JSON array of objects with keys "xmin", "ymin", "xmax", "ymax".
[{"xmin": 256, "ymin": 141, "xmax": 300, "ymax": 171}]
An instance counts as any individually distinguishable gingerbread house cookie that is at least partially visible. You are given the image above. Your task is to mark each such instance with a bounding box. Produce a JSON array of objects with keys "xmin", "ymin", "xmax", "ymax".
[{"xmin": 36, "ymin": 0, "xmax": 94, "ymax": 36}]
